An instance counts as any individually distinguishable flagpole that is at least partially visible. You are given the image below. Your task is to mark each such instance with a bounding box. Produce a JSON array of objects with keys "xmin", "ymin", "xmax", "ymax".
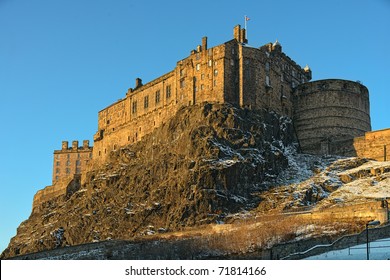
[{"xmin": 244, "ymin": 15, "xmax": 248, "ymax": 42}]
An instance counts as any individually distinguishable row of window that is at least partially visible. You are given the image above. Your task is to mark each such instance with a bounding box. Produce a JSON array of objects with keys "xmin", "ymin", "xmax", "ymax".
[
  {"xmin": 265, "ymin": 75, "xmax": 300, "ymax": 88},
  {"xmin": 55, "ymin": 153, "xmax": 92, "ymax": 159},
  {"xmin": 55, "ymin": 160, "xmax": 83, "ymax": 167},
  {"xmin": 181, "ymin": 60, "xmax": 218, "ymax": 76},
  {"xmin": 132, "ymin": 85, "xmax": 172, "ymax": 113},
  {"xmin": 55, "ymin": 167, "xmax": 82, "ymax": 176}
]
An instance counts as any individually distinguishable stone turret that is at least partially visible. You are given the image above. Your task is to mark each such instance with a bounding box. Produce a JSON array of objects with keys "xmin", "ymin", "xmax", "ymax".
[
  {"xmin": 293, "ymin": 79, "xmax": 371, "ymax": 155},
  {"xmin": 52, "ymin": 140, "xmax": 93, "ymax": 185}
]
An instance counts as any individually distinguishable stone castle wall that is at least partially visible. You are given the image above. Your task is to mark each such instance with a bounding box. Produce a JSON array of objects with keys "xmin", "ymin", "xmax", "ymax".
[
  {"xmin": 354, "ymin": 128, "xmax": 390, "ymax": 161},
  {"xmin": 293, "ymin": 79, "xmax": 371, "ymax": 155},
  {"xmin": 44, "ymin": 25, "xmax": 382, "ymax": 209},
  {"xmin": 92, "ymin": 25, "xmax": 310, "ymax": 163},
  {"xmin": 32, "ymin": 175, "xmax": 80, "ymax": 211}
]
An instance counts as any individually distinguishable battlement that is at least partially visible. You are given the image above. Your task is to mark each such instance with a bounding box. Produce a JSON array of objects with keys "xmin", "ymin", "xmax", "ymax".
[
  {"xmin": 52, "ymin": 140, "xmax": 92, "ymax": 185},
  {"xmin": 59, "ymin": 140, "xmax": 92, "ymax": 151}
]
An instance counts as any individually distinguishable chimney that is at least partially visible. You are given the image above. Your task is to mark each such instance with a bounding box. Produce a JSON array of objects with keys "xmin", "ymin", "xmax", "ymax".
[
  {"xmin": 61, "ymin": 141, "xmax": 68, "ymax": 150},
  {"xmin": 135, "ymin": 78, "xmax": 143, "ymax": 89},
  {"xmin": 72, "ymin": 140, "xmax": 79, "ymax": 150},
  {"xmin": 202, "ymin": 36, "xmax": 208, "ymax": 51},
  {"xmin": 233, "ymin": 25, "xmax": 247, "ymax": 44},
  {"xmin": 233, "ymin": 25, "xmax": 242, "ymax": 42},
  {"xmin": 83, "ymin": 140, "xmax": 89, "ymax": 149}
]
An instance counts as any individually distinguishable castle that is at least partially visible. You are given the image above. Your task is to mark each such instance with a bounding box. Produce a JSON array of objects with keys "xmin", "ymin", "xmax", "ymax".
[{"xmin": 49, "ymin": 25, "xmax": 388, "ymax": 188}]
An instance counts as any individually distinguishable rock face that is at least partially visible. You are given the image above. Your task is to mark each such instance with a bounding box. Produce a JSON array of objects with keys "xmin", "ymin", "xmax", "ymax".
[{"xmin": 1, "ymin": 103, "xmax": 296, "ymax": 258}]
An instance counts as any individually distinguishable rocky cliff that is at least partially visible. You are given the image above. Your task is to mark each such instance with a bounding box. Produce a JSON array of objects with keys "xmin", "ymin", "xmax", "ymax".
[{"xmin": 1, "ymin": 103, "xmax": 296, "ymax": 258}]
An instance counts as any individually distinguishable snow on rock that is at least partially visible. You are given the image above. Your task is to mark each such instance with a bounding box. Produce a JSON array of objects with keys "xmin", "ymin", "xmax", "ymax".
[{"xmin": 258, "ymin": 154, "xmax": 390, "ymax": 212}]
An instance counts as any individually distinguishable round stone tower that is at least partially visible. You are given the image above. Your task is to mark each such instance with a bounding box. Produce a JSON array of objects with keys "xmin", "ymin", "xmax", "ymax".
[{"xmin": 293, "ymin": 79, "xmax": 371, "ymax": 155}]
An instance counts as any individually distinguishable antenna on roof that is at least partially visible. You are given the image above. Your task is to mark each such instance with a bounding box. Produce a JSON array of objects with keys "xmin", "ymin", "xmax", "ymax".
[{"xmin": 244, "ymin": 15, "xmax": 250, "ymax": 41}]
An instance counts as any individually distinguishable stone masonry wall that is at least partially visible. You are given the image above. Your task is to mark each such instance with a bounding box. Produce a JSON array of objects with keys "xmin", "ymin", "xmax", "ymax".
[
  {"xmin": 354, "ymin": 128, "xmax": 390, "ymax": 161},
  {"xmin": 52, "ymin": 140, "xmax": 92, "ymax": 184},
  {"xmin": 293, "ymin": 79, "xmax": 371, "ymax": 155},
  {"xmin": 92, "ymin": 25, "xmax": 310, "ymax": 163}
]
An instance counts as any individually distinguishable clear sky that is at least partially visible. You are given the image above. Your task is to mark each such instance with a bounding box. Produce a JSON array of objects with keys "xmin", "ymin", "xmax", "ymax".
[{"xmin": 0, "ymin": 0, "xmax": 389, "ymax": 253}]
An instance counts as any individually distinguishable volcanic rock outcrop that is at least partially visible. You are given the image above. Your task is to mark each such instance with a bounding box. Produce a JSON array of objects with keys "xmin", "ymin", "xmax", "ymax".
[{"xmin": 2, "ymin": 103, "xmax": 296, "ymax": 258}]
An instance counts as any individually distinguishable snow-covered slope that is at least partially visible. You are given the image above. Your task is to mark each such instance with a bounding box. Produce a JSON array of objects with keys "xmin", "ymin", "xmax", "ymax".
[{"xmin": 258, "ymin": 149, "xmax": 390, "ymax": 212}]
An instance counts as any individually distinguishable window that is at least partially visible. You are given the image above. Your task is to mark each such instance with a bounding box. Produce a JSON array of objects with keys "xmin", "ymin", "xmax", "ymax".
[
  {"xmin": 155, "ymin": 90, "xmax": 160, "ymax": 104},
  {"xmin": 56, "ymin": 161, "xmax": 60, "ymax": 166},
  {"xmin": 180, "ymin": 69, "xmax": 184, "ymax": 77},
  {"xmin": 265, "ymin": 62, "xmax": 270, "ymax": 72},
  {"xmin": 132, "ymin": 101, "xmax": 137, "ymax": 114},
  {"xmin": 280, "ymin": 85, "xmax": 285, "ymax": 101},
  {"xmin": 196, "ymin": 63, "xmax": 200, "ymax": 71},
  {"xmin": 166, "ymin": 85, "xmax": 171, "ymax": 98},
  {"xmin": 214, "ymin": 80, "xmax": 217, "ymax": 86},
  {"xmin": 180, "ymin": 79, "xmax": 185, "ymax": 88},
  {"xmin": 214, "ymin": 70, "xmax": 218, "ymax": 76},
  {"xmin": 231, "ymin": 59, "xmax": 234, "ymax": 66},
  {"xmin": 76, "ymin": 160, "xmax": 81, "ymax": 166},
  {"xmin": 201, "ymin": 74, "xmax": 205, "ymax": 80},
  {"xmin": 201, "ymin": 84, "xmax": 204, "ymax": 90},
  {"xmin": 144, "ymin": 96, "xmax": 149, "ymax": 109},
  {"xmin": 208, "ymin": 60, "xmax": 212, "ymax": 67},
  {"xmin": 56, "ymin": 168, "xmax": 60, "ymax": 174},
  {"xmin": 266, "ymin": 76, "xmax": 270, "ymax": 86},
  {"xmin": 66, "ymin": 160, "xmax": 70, "ymax": 166}
]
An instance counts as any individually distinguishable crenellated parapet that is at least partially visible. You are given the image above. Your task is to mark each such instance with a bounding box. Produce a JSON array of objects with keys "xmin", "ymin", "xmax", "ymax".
[{"xmin": 52, "ymin": 140, "xmax": 92, "ymax": 185}]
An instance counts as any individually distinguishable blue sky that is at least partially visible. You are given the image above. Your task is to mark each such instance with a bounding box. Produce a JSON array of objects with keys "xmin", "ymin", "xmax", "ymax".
[{"xmin": 0, "ymin": 0, "xmax": 389, "ymax": 253}]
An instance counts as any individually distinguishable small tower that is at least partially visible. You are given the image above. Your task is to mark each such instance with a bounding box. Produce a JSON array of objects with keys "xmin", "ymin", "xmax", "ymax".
[
  {"xmin": 272, "ymin": 39, "xmax": 282, "ymax": 52},
  {"xmin": 304, "ymin": 65, "xmax": 312, "ymax": 80},
  {"xmin": 52, "ymin": 140, "xmax": 93, "ymax": 185}
]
